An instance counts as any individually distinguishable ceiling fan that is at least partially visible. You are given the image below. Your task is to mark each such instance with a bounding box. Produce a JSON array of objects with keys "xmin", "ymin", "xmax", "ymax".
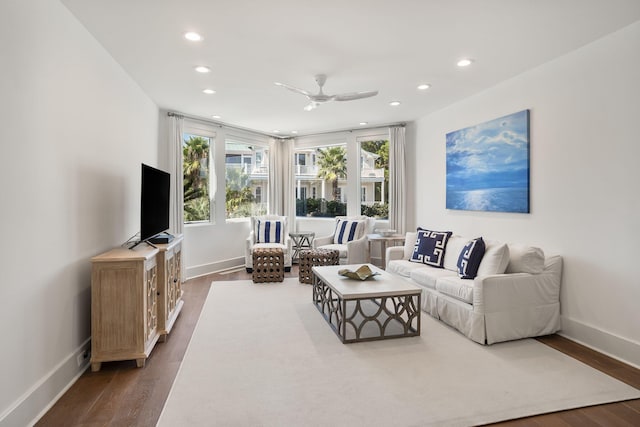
[{"xmin": 274, "ymin": 74, "xmax": 378, "ymax": 111}]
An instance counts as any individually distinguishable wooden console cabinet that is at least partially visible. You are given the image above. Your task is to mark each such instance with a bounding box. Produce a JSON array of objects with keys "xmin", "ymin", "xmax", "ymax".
[{"xmin": 90, "ymin": 235, "xmax": 183, "ymax": 371}]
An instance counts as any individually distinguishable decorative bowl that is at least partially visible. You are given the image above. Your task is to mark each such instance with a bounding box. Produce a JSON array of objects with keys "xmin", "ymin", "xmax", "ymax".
[
  {"xmin": 338, "ymin": 265, "xmax": 380, "ymax": 281},
  {"xmin": 375, "ymin": 228, "xmax": 397, "ymax": 237}
]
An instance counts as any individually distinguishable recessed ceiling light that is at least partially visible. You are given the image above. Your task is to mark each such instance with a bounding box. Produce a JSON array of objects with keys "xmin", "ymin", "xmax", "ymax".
[
  {"xmin": 202, "ymin": 89, "xmax": 216, "ymax": 94},
  {"xmin": 291, "ymin": 130, "xmax": 298, "ymax": 134},
  {"xmin": 184, "ymin": 32, "xmax": 202, "ymax": 42},
  {"xmin": 194, "ymin": 66, "xmax": 211, "ymax": 73},
  {"xmin": 273, "ymin": 130, "xmax": 280, "ymax": 133},
  {"xmin": 389, "ymin": 101, "xmax": 401, "ymax": 107},
  {"xmin": 457, "ymin": 58, "xmax": 473, "ymax": 67},
  {"xmin": 212, "ymin": 115, "xmax": 221, "ymax": 119},
  {"xmin": 417, "ymin": 84, "xmax": 431, "ymax": 90},
  {"xmin": 359, "ymin": 122, "xmax": 368, "ymax": 126}
]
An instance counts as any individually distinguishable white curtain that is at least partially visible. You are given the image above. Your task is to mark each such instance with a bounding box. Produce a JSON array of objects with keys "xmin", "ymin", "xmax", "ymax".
[
  {"xmin": 168, "ymin": 114, "xmax": 184, "ymax": 236},
  {"xmin": 389, "ymin": 126, "xmax": 406, "ymax": 234},
  {"xmin": 268, "ymin": 138, "xmax": 295, "ymax": 229}
]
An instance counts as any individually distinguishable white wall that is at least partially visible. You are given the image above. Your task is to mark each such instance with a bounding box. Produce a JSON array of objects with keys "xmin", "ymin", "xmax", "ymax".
[
  {"xmin": 412, "ymin": 21, "xmax": 640, "ymax": 367},
  {"xmin": 0, "ymin": 1, "xmax": 159, "ymax": 425}
]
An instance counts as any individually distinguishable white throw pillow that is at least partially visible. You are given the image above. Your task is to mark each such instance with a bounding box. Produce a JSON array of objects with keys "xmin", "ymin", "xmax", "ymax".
[
  {"xmin": 506, "ymin": 244, "xmax": 545, "ymax": 274},
  {"xmin": 403, "ymin": 232, "xmax": 418, "ymax": 259},
  {"xmin": 476, "ymin": 241, "xmax": 510, "ymax": 276},
  {"xmin": 443, "ymin": 235, "xmax": 468, "ymax": 271}
]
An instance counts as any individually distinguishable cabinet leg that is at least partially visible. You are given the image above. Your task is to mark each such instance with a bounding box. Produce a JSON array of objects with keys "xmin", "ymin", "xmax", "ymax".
[
  {"xmin": 159, "ymin": 334, "xmax": 167, "ymax": 343},
  {"xmin": 136, "ymin": 358, "xmax": 146, "ymax": 368},
  {"xmin": 91, "ymin": 362, "xmax": 102, "ymax": 372}
]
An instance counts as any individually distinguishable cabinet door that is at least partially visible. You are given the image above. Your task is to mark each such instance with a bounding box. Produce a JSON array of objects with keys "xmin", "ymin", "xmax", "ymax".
[
  {"xmin": 144, "ymin": 258, "xmax": 159, "ymax": 350},
  {"xmin": 167, "ymin": 244, "xmax": 183, "ymax": 316}
]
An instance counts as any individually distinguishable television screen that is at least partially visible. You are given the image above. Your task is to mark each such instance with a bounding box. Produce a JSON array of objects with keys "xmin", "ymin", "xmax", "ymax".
[{"xmin": 140, "ymin": 163, "xmax": 170, "ymax": 242}]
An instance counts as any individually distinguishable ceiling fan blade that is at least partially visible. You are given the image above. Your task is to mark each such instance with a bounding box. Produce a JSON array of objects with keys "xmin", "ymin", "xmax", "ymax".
[
  {"xmin": 274, "ymin": 82, "xmax": 312, "ymax": 97},
  {"xmin": 304, "ymin": 102, "xmax": 319, "ymax": 111},
  {"xmin": 334, "ymin": 90, "xmax": 379, "ymax": 101}
]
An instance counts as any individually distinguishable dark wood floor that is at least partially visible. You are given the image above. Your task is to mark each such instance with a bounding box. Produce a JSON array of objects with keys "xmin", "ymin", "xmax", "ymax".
[{"xmin": 36, "ymin": 266, "xmax": 640, "ymax": 426}]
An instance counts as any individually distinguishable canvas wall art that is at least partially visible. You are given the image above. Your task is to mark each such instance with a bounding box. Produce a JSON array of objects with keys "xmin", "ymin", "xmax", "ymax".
[{"xmin": 446, "ymin": 110, "xmax": 530, "ymax": 213}]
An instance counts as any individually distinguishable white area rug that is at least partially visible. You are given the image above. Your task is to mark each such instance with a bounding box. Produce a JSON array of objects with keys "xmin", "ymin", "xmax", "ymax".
[{"xmin": 158, "ymin": 279, "xmax": 639, "ymax": 426}]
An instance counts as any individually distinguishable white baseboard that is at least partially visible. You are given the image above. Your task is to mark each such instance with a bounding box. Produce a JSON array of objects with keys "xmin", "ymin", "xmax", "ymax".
[
  {"xmin": 0, "ymin": 338, "xmax": 91, "ymax": 427},
  {"xmin": 186, "ymin": 257, "xmax": 245, "ymax": 279},
  {"xmin": 559, "ymin": 315, "xmax": 640, "ymax": 370}
]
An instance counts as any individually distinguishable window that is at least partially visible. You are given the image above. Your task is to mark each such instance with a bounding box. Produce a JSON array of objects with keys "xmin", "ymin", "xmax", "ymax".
[
  {"xmin": 183, "ymin": 129, "xmax": 214, "ymax": 223},
  {"xmin": 295, "ymin": 144, "xmax": 347, "ymax": 217},
  {"xmin": 225, "ymin": 140, "xmax": 268, "ymax": 218},
  {"xmin": 359, "ymin": 139, "xmax": 389, "ymax": 219}
]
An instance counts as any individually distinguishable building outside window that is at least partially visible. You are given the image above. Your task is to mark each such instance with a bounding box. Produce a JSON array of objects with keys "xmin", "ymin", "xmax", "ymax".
[
  {"xmin": 294, "ymin": 144, "xmax": 347, "ymax": 217},
  {"xmin": 225, "ymin": 140, "xmax": 268, "ymax": 218},
  {"xmin": 359, "ymin": 139, "xmax": 389, "ymax": 219}
]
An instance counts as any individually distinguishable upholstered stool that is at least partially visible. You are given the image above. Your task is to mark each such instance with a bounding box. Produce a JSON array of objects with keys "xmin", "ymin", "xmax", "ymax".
[
  {"xmin": 298, "ymin": 248, "xmax": 340, "ymax": 284},
  {"xmin": 252, "ymin": 248, "xmax": 284, "ymax": 283}
]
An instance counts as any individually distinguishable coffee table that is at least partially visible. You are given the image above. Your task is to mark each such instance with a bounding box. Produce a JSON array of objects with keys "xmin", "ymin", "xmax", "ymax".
[{"xmin": 312, "ymin": 264, "xmax": 421, "ymax": 343}]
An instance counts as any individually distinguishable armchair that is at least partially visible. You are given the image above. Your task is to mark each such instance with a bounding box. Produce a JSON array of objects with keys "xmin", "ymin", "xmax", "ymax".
[
  {"xmin": 245, "ymin": 215, "xmax": 293, "ymax": 273},
  {"xmin": 314, "ymin": 216, "xmax": 376, "ymax": 264}
]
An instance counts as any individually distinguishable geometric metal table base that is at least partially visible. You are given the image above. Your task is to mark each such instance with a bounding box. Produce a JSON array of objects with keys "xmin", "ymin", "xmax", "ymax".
[{"xmin": 312, "ymin": 273, "xmax": 421, "ymax": 343}]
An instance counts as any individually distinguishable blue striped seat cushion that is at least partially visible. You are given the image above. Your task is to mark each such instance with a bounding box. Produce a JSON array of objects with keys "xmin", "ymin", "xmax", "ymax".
[
  {"xmin": 333, "ymin": 219, "xmax": 364, "ymax": 244},
  {"xmin": 256, "ymin": 220, "xmax": 284, "ymax": 244}
]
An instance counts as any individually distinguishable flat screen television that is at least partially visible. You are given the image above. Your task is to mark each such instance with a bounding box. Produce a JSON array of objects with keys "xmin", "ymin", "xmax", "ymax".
[{"xmin": 139, "ymin": 163, "xmax": 171, "ymax": 245}]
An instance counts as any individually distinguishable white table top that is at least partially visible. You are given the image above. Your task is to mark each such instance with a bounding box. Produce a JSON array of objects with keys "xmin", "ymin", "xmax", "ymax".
[{"xmin": 311, "ymin": 264, "xmax": 421, "ymax": 299}]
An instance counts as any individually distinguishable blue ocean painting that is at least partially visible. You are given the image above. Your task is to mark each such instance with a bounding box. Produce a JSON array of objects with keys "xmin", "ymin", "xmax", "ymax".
[{"xmin": 446, "ymin": 110, "xmax": 530, "ymax": 213}]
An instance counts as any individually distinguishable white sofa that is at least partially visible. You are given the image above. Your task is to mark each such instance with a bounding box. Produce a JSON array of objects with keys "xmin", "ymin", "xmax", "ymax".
[
  {"xmin": 314, "ymin": 216, "xmax": 376, "ymax": 264},
  {"xmin": 386, "ymin": 231, "xmax": 563, "ymax": 344}
]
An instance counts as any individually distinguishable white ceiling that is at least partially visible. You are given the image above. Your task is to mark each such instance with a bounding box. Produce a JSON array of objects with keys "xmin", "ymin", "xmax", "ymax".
[{"xmin": 61, "ymin": 0, "xmax": 640, "ymax": 136}]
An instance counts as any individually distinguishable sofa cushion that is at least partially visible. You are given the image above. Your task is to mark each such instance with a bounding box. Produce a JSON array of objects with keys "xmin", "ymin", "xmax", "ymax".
[
  {"xmin": 256, "ymin": 220, "xmax": 284, "ymax": 244},
  {"xmin": 476, "ymin": 241, "xmax": 510, "ymax": 276},
  {"xmin": 443, "ymin": 235, "xmax": 468, "ymax": 271},
  {"xmin": 457, "ymin": 237, "xmax": 486, "ymax": 279},
  {"xmin": 410, "ymin": 267, "xmax": 458, "ymax": 290},
  {"xmin": 436, "ymin": 276, "xmax": 475, "ymax": 304},
  {"xmin": 333, "ymin": 219, "xmax": 364, "ymax": 244},
  {"xmin": 410, "ymin": 228, "xmax": 452, "ymax": 268},
  {"xmin": 506, "ymin": 244, "xmax": 545, "ymax": 274},
  {"xmin": 387, "ymin": 259, "xmax": 428, "ymax": 277}
]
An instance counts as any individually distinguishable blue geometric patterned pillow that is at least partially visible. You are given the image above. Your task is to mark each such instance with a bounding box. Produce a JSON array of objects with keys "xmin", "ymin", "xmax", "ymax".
[
  {"xmin": 457, "ymin": 237, "xmax": 486, "ymax": 279},
  {"xmin": 256, "ymin": 220, "xmax": 284, "ymax": 244},
  {"xmin": 410, "ymin": 228, "xmax": 452, "ymax": 268},
  {"xmin": 333, "ymin": 219, "xmax": 364, "ymax": 244}
]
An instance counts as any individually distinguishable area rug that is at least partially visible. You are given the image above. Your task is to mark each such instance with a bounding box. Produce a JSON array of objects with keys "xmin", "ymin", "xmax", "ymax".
[{"xmin": 157, "ymin": 279, "xmax": 639, "ymax": 427}]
